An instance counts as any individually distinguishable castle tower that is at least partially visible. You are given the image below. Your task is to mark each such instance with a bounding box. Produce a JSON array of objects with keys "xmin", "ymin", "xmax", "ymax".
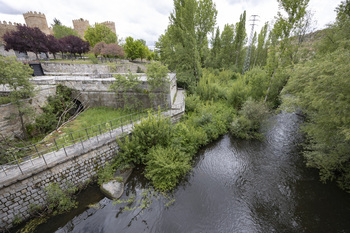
[
  {"xmin": 72, "ymin": 18, "xmax": 90, "ymax": 38},
  {"xmin": 101, "ymin": 21, "xmax": 116, "ymax": 35},
  {"xmin": 23, "ymin": 11, "xmax": 50, "ymax": 35}
]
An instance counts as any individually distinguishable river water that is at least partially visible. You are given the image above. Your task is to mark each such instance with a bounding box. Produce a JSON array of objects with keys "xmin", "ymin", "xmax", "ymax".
[{"xmin": 33, "ymin": 112, "xmax": 350, "ymax": 233}]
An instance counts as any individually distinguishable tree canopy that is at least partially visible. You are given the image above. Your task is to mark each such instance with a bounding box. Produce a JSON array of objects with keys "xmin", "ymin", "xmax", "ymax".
[
  {"xmin": 282, "ymin": 0, "xmax": 350, "ymax": 192},
  {"xmin": 4, "ymin": 25, "xmax": 49, "ymax": 59},
  {"xmin": 84, "ymin": 23, "xmax": 117, "ymax": 48},
  {"xmin": 53, "ymin": 24, "xmax": 79, "ymax": 39},
  {"xmin": 123, "ymin": 37, "xmax": 150, "ymax": 61},
  {"xmin": 0, "ymin": 56, "xmax": 34, "ymax": 139}
]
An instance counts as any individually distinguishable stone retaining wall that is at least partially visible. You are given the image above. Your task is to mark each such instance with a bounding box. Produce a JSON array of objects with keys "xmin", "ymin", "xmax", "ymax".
[
  {"xmin": 0, "ymin": 101, "xmax": 185, "ymax": 231},
  {"xmin": 0, "ymin": 139, "xmax": 118, "ymax": 230},
  {"xmin": 41, "ymin": 62, "xmax": 147, "ymax": 74}
]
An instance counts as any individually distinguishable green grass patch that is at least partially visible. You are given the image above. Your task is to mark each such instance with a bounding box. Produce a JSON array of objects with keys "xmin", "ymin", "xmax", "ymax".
[
  {"xmin": 37, "ymin": 107, "xmax": 154, "ymax": 153},
  {"xmin": 47, "ymin": 59, "xmax": 94, "ymax": 64},
  {"xmin": 0, "ymin": 96, "xmax": 11, "ymax": 105}
]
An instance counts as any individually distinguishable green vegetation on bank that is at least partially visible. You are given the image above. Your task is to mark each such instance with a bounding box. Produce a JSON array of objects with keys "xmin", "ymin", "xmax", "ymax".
[{"xmin": 282, "ymin": 1, "xmax": 350, "ymax": 192}]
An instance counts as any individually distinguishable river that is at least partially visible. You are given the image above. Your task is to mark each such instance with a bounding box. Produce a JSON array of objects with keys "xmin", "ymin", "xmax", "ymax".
[{"xmin": 32, "ymin": 112, "xmax": 350, "ymax": 233}]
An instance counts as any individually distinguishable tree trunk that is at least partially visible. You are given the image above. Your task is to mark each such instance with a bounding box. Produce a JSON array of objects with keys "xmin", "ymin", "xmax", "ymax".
[{"xmin": 18, "ymin": 111, "xmax": 28, "ymax": 140}]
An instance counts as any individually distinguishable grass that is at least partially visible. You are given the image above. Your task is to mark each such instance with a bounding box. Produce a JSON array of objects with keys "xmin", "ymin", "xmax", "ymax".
[
  {"xmin": 47, "ymin": 59, "xmax": 94, "ymax": 64},
  {"xmin": 36, "ymin": 107, "xmax": 155, "ymax": 153},
  {"xmin": 0, "ymin": 96, "xmax": 11, "ymax": 105}
]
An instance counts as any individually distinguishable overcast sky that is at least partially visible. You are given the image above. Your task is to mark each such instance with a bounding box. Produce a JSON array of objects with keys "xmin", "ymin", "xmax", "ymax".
[{"xmin": 0, "ymin": 0, "xmax": 343, "ymax": 48}]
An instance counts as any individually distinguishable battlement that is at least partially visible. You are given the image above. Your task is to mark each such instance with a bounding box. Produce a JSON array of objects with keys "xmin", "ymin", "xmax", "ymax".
[
  {"xmin": 23, "ymin": 11, "xmax": 50, "ymax": 35},
  {"xmin": 23, "ymin": 11, "xmax": 46, "ymax": 19},
  {"xmin": 0, "ymin": 21, "xmax": 23, "ymax": 26},
  {"xmin": 72, "ymin": 18, "xmax": 90, "ymax": 38},
  {"xmin": 101, "ymin": 21, "xmax": 115, "ymax": 25},
  {"xmin": 101, "ymin": 21, "xmax": 116, "ymax": 34},
  {"xmin": 72, "ymin": 18, "xmax": 89, "ymax": 24},
  {"xmin": 0, "ymin": 21, "xmax": 22, "ymax": 43}
]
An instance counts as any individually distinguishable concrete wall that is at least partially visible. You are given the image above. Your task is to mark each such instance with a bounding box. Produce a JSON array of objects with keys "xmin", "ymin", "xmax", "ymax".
[
  {"xmin": 32, "ymin": 74, "xmax": 176, "ymax": 109},
  {"xmin": 0, "ymin": 86, "xmax": 56, "ymax": 138}
]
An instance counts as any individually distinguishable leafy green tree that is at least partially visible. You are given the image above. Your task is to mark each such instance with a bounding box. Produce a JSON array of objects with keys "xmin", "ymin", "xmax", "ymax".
[
  {"xmin": 253, "ymin": 22, "xmax": 269, "ymax": 67},
  {"xmin": 0, "ymin": 57, "xmax": 34, "ymax": 139},
  {"xmin": 138, "ymin": 41, "xmax": 151, "ymax": 62},
  {"xmin": 145, "ymin": 61, "xmax": 169, "ymax": 107},
  {"xmin": 283, "ymin": 48, "xmax": 350, "ymax": 192},
  {"xmin": 207, "ymin": 27, "xmax": 221, "ymax": 68},
  {"xmin": 52, "ymin": 18, "xmax": 62, "ymax": 26},
  {"xmin": 156, "ymin": 0, "xmax": 217, "ymax": 90},
  {"xmin": 282, "ymin": 0, "xmax": 350, "ymax": 192},
  {"xmin": 230, "ymin": 98, "xmax": 269, "ymax": 140},
  {"xmin": 84, "ymin": 23, "xmax": 117, "ymax": 48},
  {"xmin": 53, "ymin": 25, "xmax": 79, "ymax": 39},
  {"xmin": 220, "ymin": 24, "xmax": 235, "ymax": 69},
  {"xmin": 233, "ymin": 11, "xmax": 247, "ymax": 70},
  {"xmin": 123, "ymin": 37, "xmax": 144, "ymax": 61},
  {"xmin": 195, "ymin": 0, "xmax": 218, "ymax": 64},
  {"xmin": 109, "ymin": 72, "xmax": 143, "ymax": 110},
  {"xmin": 264, "ymin": 0, "xmax": 310, "ymax": 103}
]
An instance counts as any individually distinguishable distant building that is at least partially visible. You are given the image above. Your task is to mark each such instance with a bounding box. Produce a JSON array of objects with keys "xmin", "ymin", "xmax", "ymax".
[{"xmin": 0, "ymin": 11, "xmax": 116, "ymax": 44}]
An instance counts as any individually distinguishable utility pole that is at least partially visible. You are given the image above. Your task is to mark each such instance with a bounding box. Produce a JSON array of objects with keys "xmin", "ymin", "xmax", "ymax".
[{"xmin": 242, "ymin": 15, "xmax": 259, "ymax": 75}]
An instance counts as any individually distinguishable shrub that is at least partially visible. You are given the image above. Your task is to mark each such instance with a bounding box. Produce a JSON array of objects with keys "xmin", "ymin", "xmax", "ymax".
[
  {"xmin": 97, "ymin": 162, "xmax": 115, "ymax": 185},
  {"xmin": 45, "ymin": 182, "xmax": 77, "ymax": 215},
  {"xmin": 145, "ymin": 146, "xmax": 192, "ymax": 191},
  {"xmin": 115, "ymin": 111, "xmax": 173, "ymax": 167},
  {"xmin": 230, "ymin": 98, "xmax": 269, "ymax": 140},
  {"xmin": 185, "ymin": 94, "xmax": 202, "ymax": 113},
  {"xmin": 171, "ymin": 123, "xmax": 207, "ymax": 155},
  {"xmin": 88, "ymin": 53, "xmax": 99, "ymax": 64}
]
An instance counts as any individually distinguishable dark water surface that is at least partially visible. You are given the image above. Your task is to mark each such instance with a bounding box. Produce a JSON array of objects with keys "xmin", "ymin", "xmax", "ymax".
[{"xmin": 35, "ymin": 112, "xmax": 350, "ymax": 233}]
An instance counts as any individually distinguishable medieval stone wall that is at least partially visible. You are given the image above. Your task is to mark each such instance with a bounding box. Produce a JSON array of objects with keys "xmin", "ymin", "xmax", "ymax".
[
  {"xmin": 0, "ymin": 21, "xmax": 23, "ymax": 44},
  {"xmin": 101, "ymin": 21, "xmax": 116, "ymax": 34},
  {"xmin": 72, "ymin": 19, "xmax": 90, "ymax": 38},
  {"xmin": 23, "ymin": 11, "xmax": 51, "ymax": 35}
]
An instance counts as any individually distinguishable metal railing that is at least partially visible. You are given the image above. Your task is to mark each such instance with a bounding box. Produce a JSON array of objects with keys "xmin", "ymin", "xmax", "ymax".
[{"xmin": 0, "ymin": 102, "xmax": 185, "ymax": 181}]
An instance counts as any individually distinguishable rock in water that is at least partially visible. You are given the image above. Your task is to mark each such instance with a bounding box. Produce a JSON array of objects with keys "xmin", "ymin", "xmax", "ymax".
[
  {"xmin": 100, "ymin": 167, "xmax": 134, "ymax": 199},
  {"xmin": 100, "ymin": 180, "xmax": 124, "ymax": 199}
]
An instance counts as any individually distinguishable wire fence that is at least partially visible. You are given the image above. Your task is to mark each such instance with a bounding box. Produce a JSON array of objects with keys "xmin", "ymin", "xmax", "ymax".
[{"xmin": 0, "ymin": 102, "xmax": 185, "ymax": 181}]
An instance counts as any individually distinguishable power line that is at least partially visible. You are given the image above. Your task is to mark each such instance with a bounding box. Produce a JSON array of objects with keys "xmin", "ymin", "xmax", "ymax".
[{"xmin": 242, "ymin": 15, "xmax": 259, "ymax": 75}]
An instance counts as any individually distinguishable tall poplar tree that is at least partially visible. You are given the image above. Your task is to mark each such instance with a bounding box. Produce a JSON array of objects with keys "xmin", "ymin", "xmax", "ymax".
[
  {"xmin": 156, "ymin": 0, "xmax": 217, "ymax": 90},
  {"xmin": 220, "ymin": 24, "xmax": 235, "ymax": 69},
  {"xmin": 264, "ymin": 0, "xmax": 310, "ymax": 103},
  {"xmin": 234, "ymin": 11, "xmax": 247, "ymax": 70}
]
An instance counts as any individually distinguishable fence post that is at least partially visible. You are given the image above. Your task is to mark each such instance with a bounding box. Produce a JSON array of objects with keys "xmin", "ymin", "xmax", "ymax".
[
  {"xmin": 11, "ymin": 152, "xmax": 23, "ymax": 175},
  {"xmin": 42, "ymin": 154, "xmax": 48, "ymax": 166},
  {"xmin": 54, "ymin": 139, "xmax": 59, "ymax": 151},
  {"xmin": 121, "ymin": 118, "xmax": 123, "ymax": 133},
  {"xmin": 34, "ymin": 145, "xmax": 40, "ymax": 157},
  {"xmin": 63, "ymin": 145, "xmax": 68, "ymax": 157},
  {"xmin": 70, "ymin": 133, "xmax": 74, "ymax": 143},
  {"xmin": 80, "ymin": 138, "xmax": 84, "ymax": 151},
  {"xmin": 85, "ymin": 129, "xmax": 90, "ymax": 140}
]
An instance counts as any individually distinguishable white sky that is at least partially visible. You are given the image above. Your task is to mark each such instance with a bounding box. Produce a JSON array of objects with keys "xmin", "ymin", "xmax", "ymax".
[{"xmin": 0, "ymin": 0, "xmax": 343, "ymax": 48}]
